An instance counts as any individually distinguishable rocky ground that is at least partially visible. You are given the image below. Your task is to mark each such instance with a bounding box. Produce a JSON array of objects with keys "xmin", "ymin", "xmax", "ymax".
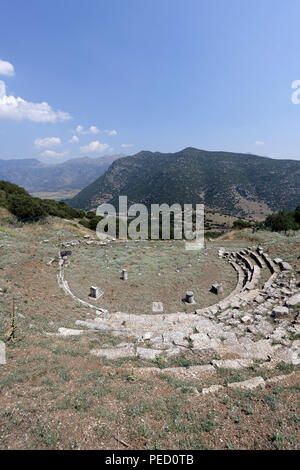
[{"xmin": 0, "ymin": 219, "xmax": 299, "ymax": 449}]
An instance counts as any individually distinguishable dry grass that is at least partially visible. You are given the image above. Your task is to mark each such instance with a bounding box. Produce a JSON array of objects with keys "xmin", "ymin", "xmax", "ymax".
[{"xmin": 66, "ymin": 240, "xmax": 237, "ymax": 314}]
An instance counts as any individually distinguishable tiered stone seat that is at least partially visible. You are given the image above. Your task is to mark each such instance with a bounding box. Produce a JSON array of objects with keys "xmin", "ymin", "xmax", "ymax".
[{"xmin": 54, "ymin": 243, "xmax": 300, "ymax": 386}]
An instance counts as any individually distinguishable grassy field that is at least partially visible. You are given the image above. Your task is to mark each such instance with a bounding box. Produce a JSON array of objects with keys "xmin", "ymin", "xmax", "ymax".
[{"xmin": 67, "ymin": 240, "xmax": 237, "ymax": 314}]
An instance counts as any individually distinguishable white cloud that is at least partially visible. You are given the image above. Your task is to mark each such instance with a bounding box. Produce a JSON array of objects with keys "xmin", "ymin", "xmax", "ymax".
[
  {"xmin": 121, "ymin": 143, "xmax": 134, "ymax": 148},
  {"xmin": 75, "ymin": 124, "xmax": 99, "ymax": 135},
  {"xmin": 0, "ymin": 59, "xmax": 15, "ymax": 76},
  {"xmin": 104, "ymin": 129, "xmax": 117, "ymax": 136},
  {"xmin": 255, "ymin": 140, "xmax": 264, "ymax": 146},
  {"xmin": 80, "ymin": 140, "xmax": 111, "ymax": 154},
  {"xmin": 75, "ymin": 125, "xmax": 84, "ymax": 134},
  {"xmin": 75, "ymin": 125, "xmax": 117, "ymax": 136},
  {"xmin": 0, "ymin": 80, "xmax": 71, "ymax": 122},
  {"xmin": 89, "ymin": 125, "xmax": 99, "ymax": 134},
  {"xmin": 34, "ymin": 137, "xmax": 61, "ymax": 148},
  {"xmin": 69, "ymin": 135, "xmax": 79, "ymax": 143}
]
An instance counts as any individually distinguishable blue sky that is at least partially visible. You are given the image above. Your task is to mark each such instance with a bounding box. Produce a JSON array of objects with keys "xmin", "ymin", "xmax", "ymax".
[{"xmin": 1, "ymin": 0, "xmax": 300, "ymax": 162}]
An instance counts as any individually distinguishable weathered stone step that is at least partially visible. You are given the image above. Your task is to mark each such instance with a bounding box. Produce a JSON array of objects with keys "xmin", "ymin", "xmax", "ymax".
[
  {"xmin": 227, "ymin": 376, "xmax": 265, "ymax": 390},
  {"xmin": 133, "ymin": 364, "xmax": 217, "ymax": 382},
  {"xmin": 211, "ymin": 359, "xmax": 253, "ymax": 370},
  {"xmin": 91, "ymin": 344, "xmax": 135, "ymax": 359}
]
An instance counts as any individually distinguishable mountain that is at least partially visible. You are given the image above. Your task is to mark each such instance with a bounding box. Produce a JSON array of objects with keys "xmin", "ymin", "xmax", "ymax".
[
  {"xmin": 69, "ymin": 147, "xmax": 300, "ymax": 219},
  {"xmin": 0, "ymin": 154, "xmax": 123, "ymax": 194}
]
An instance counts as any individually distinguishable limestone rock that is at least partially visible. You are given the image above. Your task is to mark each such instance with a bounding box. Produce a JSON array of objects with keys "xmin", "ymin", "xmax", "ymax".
[
  {"xmin": 269, "ymin": 327, "xmax": 287, "ymax": 342},
  {"xmin": 90, "ymin": 344, "xmax": 135, "ymax": 359},
  {"xmin": 272, "ymin": 341, "xmax": 300, "ymax": 365},
  {"xmin": 162, "ymin": 328, "xmax": 191, "ymax": 347},
  {"xmin": 136, "ymin": 347, "xmax": 162, "ymax": 360},
  {"xmin": 271, "ymin": 306, "xmax": 289, "ymax": 318},
  {"xmin": 286, "ymin": 293, "xmax": 300, "ymax": 307},
  {"xmin": 241, "ymin": 315, "xmax": 252, "ymax": 324},
  {"xmin": 152, "ymin": 302, "xmax": 164, "ymax": 312},
  {"xmin": 216, "ymin": 339, "xmax": 273, "ymax": 360},
  {"xmin": 58, "ymin": 328, "xmax": 83, "ymax": 337},
  {"xmin": 202, "ymin": 384, "xmax": 225, "ymax": 395},
  {"xmin": 161, "ymin": 364, "xmax": 216, "ymax": 381},
  {"xmin": 228, "ymin": 376, "xmax": 265, "ymax": 390},
  {"xmin": 212, "ymin": 359, "xmax": 253, "ymax": 370},
  {"xmin": 164, "ymin": 346, "xmax": 185, "ymax": 357},
  {"xmin": 190, "ymin": 333, "xmax": 220, "ymax": 350},
  {"xmin": 293, "ymin": 312, "xmax": 300, "ymax": 324},
  {"xmin": 255, "ymin": 295, "xmax": 265, "ymax": 303},
  {"xmin": 75, "ymin": 320, "xmax": 112, "ymax": 331},
  {"xmin": 279, "ymin": 261, "xmax": 293, "ymax": 271},
  {"xmin": 142, "ymin": 332, "xmax": 152, "ymax": 341}
]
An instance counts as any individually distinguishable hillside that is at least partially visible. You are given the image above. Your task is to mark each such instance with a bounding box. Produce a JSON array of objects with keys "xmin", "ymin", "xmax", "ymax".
[
  {"xmin": 69, "ymin": 148, "xmax": 300, "ymax": 219},
  {"xmin": 0, "ymin": 180, "xmax": 85, "ymax": 220},
  {"xmin": 0, "ymin": 154, "xmax": 123, "ymax": 195}
]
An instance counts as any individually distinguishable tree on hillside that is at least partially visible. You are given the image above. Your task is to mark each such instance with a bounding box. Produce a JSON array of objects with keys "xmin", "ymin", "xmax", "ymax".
[
  {"xmin": 7, "ymin": 194, "xmax": 47, "ymax": 220},
  {"xmin": 232, "ymin": 219, "xmax": 252, "ymax": 229},
  {"xmin": 265, "ymin": 211, "xmax": 295, "ymax": 234}
]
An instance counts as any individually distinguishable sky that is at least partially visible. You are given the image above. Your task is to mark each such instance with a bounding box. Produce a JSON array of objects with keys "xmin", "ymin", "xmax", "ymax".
[{"xmin": 1, "ymin": 0, "xmax": 300, "ymax": 162}]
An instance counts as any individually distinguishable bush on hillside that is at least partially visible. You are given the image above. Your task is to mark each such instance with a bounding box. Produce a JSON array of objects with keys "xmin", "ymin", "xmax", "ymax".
[
  {"xmin": 232, "ymin": 219, "xmax": 253, "ymax": 229},
  {"xmin": 264, "ymin": 206, "xmax": 300, "ymax": 232},
  {"xmin": 0, "ymin": 180, "xmax": 85, "ymax": 221}
]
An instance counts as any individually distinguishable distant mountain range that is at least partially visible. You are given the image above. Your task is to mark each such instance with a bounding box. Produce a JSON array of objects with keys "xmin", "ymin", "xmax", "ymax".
[
  {"xmin": 0, "ymin": 154, "xmax": 123, "ymax": 194},
  {"xmin": 69, "ymin": 147, "xmax": 300, "ymax": 219}
]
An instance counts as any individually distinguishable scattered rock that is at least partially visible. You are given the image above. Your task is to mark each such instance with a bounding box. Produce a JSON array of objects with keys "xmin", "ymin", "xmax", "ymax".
[
  {"xmin": 293, "ymin": 312, "xmax": 300, "ymax": 324},
  {"xmin": 152, "ymin": 302, "xmax": 163, "ymax": 312},
  {"xmin": 142, "ymin": 332, "xmax": 152, "ymax": 341},
  {"xmin": 279, "ymin": 261, "xmax": 293, "ymax": 272},
  {"xmin": 241, "ymin": 315, "xmax": 252, "ymax": 324},
  {"xmin": 271, "ymin": 306, "xmax": 289, "ymax": 318},
  {"xmin": 202, "ymin": 384, "xmax": 225, "ymax": 395},
  {"xmin": 57, "ymin": 328, "xmax": 83, "ymax": 337},
  {"xmin": 286, "ymin": 293, "xmax": 300, "ymax": 307}
]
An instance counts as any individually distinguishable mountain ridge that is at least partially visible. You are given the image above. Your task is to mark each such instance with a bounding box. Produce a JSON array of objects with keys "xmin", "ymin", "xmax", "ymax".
[
  {"xmin": 69, "ymin": 147, "xmax": 300, "ymax": 219},
  {"xmin": 0, "ymin": 154, "xmax": 124, "ymax": 193}
]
